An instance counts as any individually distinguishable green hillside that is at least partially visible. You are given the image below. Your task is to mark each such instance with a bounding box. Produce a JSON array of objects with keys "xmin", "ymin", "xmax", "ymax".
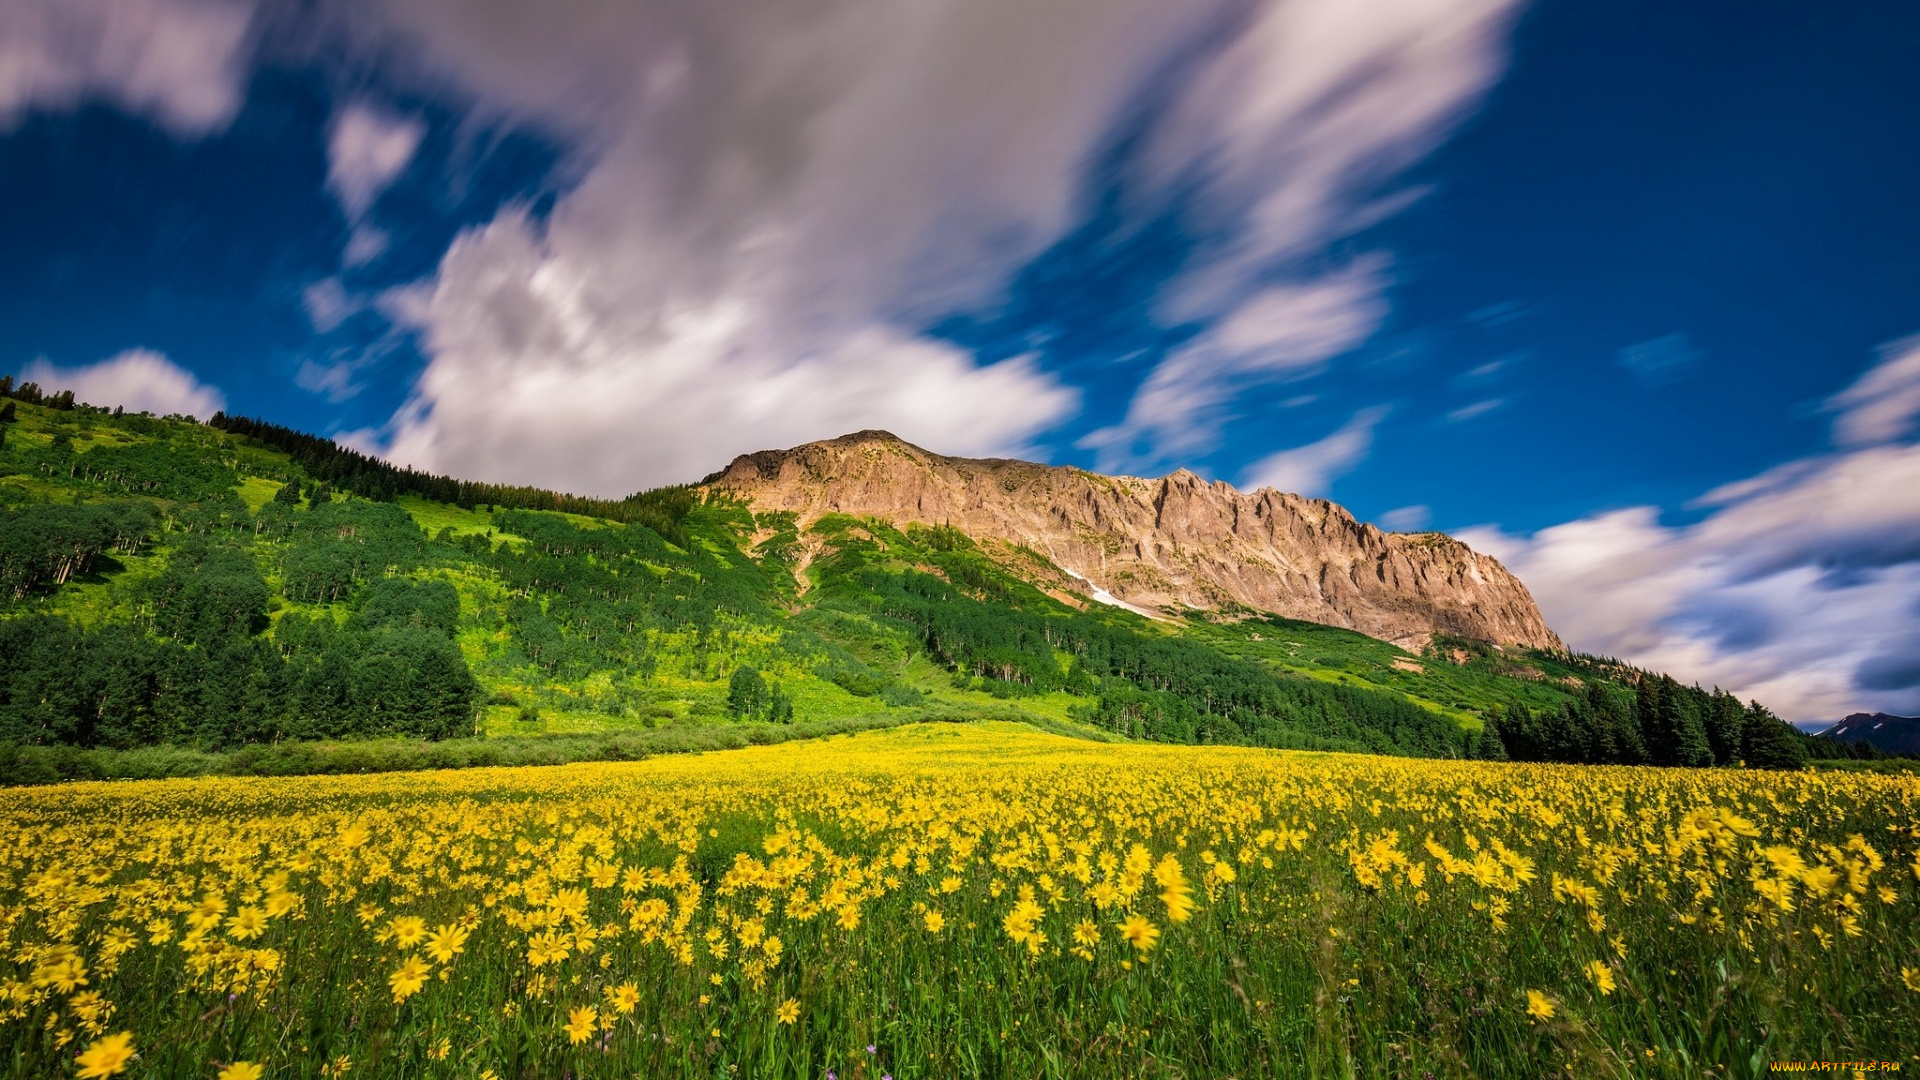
[{"xmin": 0, "ymin": 385, "xmax": 1829, "ymax": 777}]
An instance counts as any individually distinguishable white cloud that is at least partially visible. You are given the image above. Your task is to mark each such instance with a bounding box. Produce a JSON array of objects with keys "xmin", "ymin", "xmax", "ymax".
[
  {"xmin": 1445, "ymin": 398, "xmax": 1503, "ymax": 423},
  {"xmin": 1616, "ymin": 332, "xmax": 1701, "ymax": 383},
  {"xmin": 1240, "ymin": 404, "xmax": 1390, "ymax": 497},
  {"xmin": 0, "ymin": 0, "xmax": 252, "ymax": 136},
  {"xmin": 1464, "ymin": 300, "xmax": 1525, "ymax": 327},
  {"xmin": 295, "ymin": 358, "xmax": 359, "ymax": 403},
  {"xmin": 1457, "ymin": 351, "xmax": 1526, "ymax": 383},
  {"xmin": 326, "ymin": 0, "xmax": 1235, "ymax": 492},
  {"xmin": 342, "ymin": 224, "xmax": 392, "ymax": 268},
  {"xmin": 326, "ymin": 102, "xmax": 425, "ymax": 222},
  {"xmin": 19, "ymin": 349, "xmax": 226, "ymax": 418},
  {"xmin": 1087, "ymin": 0, "xmax": 1522, "ymax": 469},
  {"xmin": 294, "ymin": 338, "xmax": 401, "ymax": 404},
  {"xmin": 297, "ymin": 277, "xmax": 408, "ymax": 402},
  {"xmin": 1462, "ymin": 337, "xmax": 1920, "ymax": 721},
  {"xmin": 381, "ymin": 205, "xmax": 1078, "ymax": 492},
  {"xmin": 1080, "ymin": 260, "xmax": 1388, "ymax": 467},
  {"xmin": 301, "ymin": 276, "xmax": 362, "ymax": 334},
  {"xmin": 1827, "ymin": 334, "xmax": 1920, "ymax": 448},
  {"xmin": 1378, "ymin": 504, "xmax": 1430, "ymax": 531},
  {"xmin": 312, "ymin": 0, "xmax": 1524, "ymax": 493}
]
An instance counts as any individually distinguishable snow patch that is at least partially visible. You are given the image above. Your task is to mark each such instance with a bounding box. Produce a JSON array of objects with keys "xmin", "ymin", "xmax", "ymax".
[{"xmin": 1060, "ymin": 567, "xmax": 1165, "ymax": 621}]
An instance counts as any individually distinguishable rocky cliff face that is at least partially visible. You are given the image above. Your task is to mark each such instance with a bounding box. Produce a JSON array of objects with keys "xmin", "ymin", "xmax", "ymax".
[{"xmin": 701, "ymin": 430, "xmax": 1564, "ymax": 653}]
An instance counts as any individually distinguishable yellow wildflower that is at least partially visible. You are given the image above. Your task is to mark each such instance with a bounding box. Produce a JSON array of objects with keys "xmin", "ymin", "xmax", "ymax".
[
  {"xmin": 75, "ymin": 1032, "xmax": 135, "ymax": 1078},
  {"xmin": 1118, "ymin": 913, "xmax": 1160, "ymax": 952},
  {"xmin": 565, "ymin": 1006, "xmax": 598, "ymax": 1045},
  {"xmin": 389, "ymin": 957, "xmax": 431, "ymax": 1003}
]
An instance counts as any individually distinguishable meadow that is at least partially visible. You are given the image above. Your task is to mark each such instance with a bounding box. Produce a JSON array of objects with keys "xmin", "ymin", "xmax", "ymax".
[{"xmin": 3, "ymin": 722, "xmax": 1915, "ymax": 1080}]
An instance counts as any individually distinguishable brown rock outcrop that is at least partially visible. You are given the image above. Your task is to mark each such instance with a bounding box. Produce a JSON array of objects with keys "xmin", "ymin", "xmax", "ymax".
[{"xmin": 700, "ymin": 430, "xmax": 1563, "ymax": 652}]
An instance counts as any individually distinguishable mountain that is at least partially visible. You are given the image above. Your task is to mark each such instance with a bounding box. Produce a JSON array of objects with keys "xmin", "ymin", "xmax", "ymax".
[
  {"xmin": 702, "ymin": 430, "xmax": 1561, "ymax": 653},
  {"xmin": 1814, "ymin": 712, "xmax": 1920, "ymax": 755},
  {"xmin": 0, "ymin": 388, "xmax": 1817, "ymax": 775}
]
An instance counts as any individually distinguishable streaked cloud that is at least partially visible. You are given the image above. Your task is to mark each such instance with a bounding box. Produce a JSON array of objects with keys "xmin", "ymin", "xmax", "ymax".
[
  {"xmin": 1616, "ymin": 332, "xmax": 1702, "ymax": 383},
  {"xmin": 0, "ymin": 0, "xmax": 253, "ymax": 136},
  {"xmin": 301, "ymin": 277, "xmax": 363, "ymax": 334},
  {"xmin": 1457, "ymin": 351, "xmax": 1526, "ymax": 383},
  {"xmin": 1081, "ymin": 259, "xmax": 1389, "ymax": 468},
  {"xmin": 1377, "ymin": 504, "xmax": 1431, "ymax": 531},
  {"xmin": 1445, "ymin": 398, "xmax": 1503, "ymax": 423},
  {"xmin": 1240, "ymin": 404, "xmax": 1391, "ymax": 498},
  {"xmin": 306, "ymin": 0, "xmax": 1524, "ymax": 493},
  {"xmin": 1091, "ymin": 0, "xmax": 1521, "ymax": 470},
  {"xmin": 329, "ymin": 0, "xmax": 1227, "ymax": 492},
  {"xmin": 1463, "ymin": 300, "xmax": 1525, "ymax": 327},
  {"xmin": 1827, "ymin": 334, "xmax": 1920, "ymax": 448},
  {"xmin": 19, "ymin": 349, "xmax": 226, "ymax": 419},
  {"xmin": 326, "ymin": 102, "xmax": 424, "ymax": 224},
  {"xmin": 1463, "ymin": 336, "xmax": 1920, "ymax": 720}
]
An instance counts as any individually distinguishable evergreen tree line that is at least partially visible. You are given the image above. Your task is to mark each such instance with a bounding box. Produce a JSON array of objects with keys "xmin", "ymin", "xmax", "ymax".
[
  {"xmin": 1479, "ymin": 675, "xmax": 1809, "ymax": 769},
  {"xmin": 865, "ymin": 569, "xmax": 1475, "ymax": 757},
  {"xmin": 0, "ymin": 501, "xmax": 158, "ymax": 600},
  {"xmin": 205, "ymin": 413, "xmax": 697, "ymax": 545},
  {"xmin": 18, "ymin": 439, "xmax": 238, "ymax": 502},
  {"xmin": 0, "ymin": 565, "xmax": 479, "ymax": 748},
  {"xmin": 0, "ymin": 376, "xmax": 77, "ymax": 412},
  {"xmin": 0, "ymin": 429, "xmax": 238, "ymax": 506},
  {"xmin": 479, "ymin": 508, "xmax": 826, "ymax": 683},
  {"xmin": 727, "ymin": 666, "xmax": 795, "ymax": 723}
]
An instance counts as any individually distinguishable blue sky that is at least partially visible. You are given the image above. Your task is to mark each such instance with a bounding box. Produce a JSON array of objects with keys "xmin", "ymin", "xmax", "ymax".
[{"xmin": 3, "ymin": 0, "xmax": 1918, "ymax": 719}]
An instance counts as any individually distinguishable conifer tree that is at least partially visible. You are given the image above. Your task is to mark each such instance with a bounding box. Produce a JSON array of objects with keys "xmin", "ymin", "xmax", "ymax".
[
  {"xmin": 1704, "ymin": 688, "xmax": 1748, "ymax": 766},
  {"xmin": 1476, "ymin": 715, "xmax": 1510, "ymax": 761},
  {"xmin": 727, "ymin": 665, "xmax": 770, "ymax": 720},
  {"xmin": 1741, "ymin": 701, "xmax": 1810, "ymax": 770}
]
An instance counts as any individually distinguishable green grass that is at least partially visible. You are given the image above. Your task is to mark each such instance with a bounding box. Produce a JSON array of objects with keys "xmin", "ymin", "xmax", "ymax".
[
  {"xmin": 235, "ymin": 476, "xmax": 284, "ymax": 512},
  {"xmin": 396, "ymin": 496, "xmax": 510, "ymax": 539},
  {"xmin": 0, "ymin": 709, "xmax": 1102, "ymax": 784},
  {"xmin": 1187, "ymin": 614, "xmax": 1590, "ymax": 727}
]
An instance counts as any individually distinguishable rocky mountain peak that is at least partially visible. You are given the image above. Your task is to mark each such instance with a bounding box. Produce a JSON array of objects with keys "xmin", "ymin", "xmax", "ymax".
[{"xmin": 701, "ymin": 433, "xmax": 1564, "ymax": 653}]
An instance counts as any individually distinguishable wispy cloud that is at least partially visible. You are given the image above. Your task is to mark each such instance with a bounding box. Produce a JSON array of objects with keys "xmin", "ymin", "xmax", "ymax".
[
  {"xmin": 327, "ymin": 102, "xmax": 424, "ymax": 224},
  {"xmin": 1463, "ymin": 337, "xmax": 1920, "ymax": 720},
  {"xmin": 1445, "ymin": 398, "xmax": 1503, "ymax": 423},
  {"xmin": 308, "ymin": 0, "xmax": 1524, "ymax": 493},
  {"xmin": 1240, "ymin": 404, "xmax": 1391, "ymax": 498},
  {"xmin": 1464, "ymin": 300, "xmax": 1526, "ymax": 328},
  {"xmin": 0, "ymin": 0, "xmax": 252, "ymax": 136},
  {"xmin": 1457, "ymin": 350, "xmax": 1527, "ymax": 384},
  {"xmin": 1616, "ymin": 332, "xmax": 1702, "ymax": 384},
  {"xmin": 1080, "ymin": 261, "xmax": 1388, "ymax": 468},
  {"xmin": 1827, "ymin": 334, "xmax": 1920, "ymax": 448},
  {"xmin": 1087, "ymin": 0, "xmax": 1521, "ymax": 471},
  {"xmin": 301, "ymin": 277, "xmax": 363, "ymax": 334},
  {"xmin": 1378, "ymin": 504, "xmax": 1431, "ymax": 531},
  {"xmin": 19, "ymin": 349, "xmax": 226, "ymax": 418},
  {"xmin": 328, "ymin": 0, "xmax": 1239, "ymax": 491}
]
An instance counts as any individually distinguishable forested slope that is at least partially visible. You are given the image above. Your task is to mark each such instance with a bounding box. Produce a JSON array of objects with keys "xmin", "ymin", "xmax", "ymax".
[{"xmin": 0, "ymin": 379, "xmax": 1835, "ymax": 774}]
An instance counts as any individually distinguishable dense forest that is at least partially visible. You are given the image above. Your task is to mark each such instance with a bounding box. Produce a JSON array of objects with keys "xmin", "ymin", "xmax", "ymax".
[{"xmin": 0, "ymin": 377, "xmax": 1855, "ymax": 776}]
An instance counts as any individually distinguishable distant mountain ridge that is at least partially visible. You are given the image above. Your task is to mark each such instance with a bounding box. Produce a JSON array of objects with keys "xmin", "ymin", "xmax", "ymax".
[
  {"xmin": 1815, "ymin": 712, "xmax": 1920, "ymax": 755},
  {"xmin": 701, "ymin": 430, "xmax": 1563, "ymax": 653}
]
